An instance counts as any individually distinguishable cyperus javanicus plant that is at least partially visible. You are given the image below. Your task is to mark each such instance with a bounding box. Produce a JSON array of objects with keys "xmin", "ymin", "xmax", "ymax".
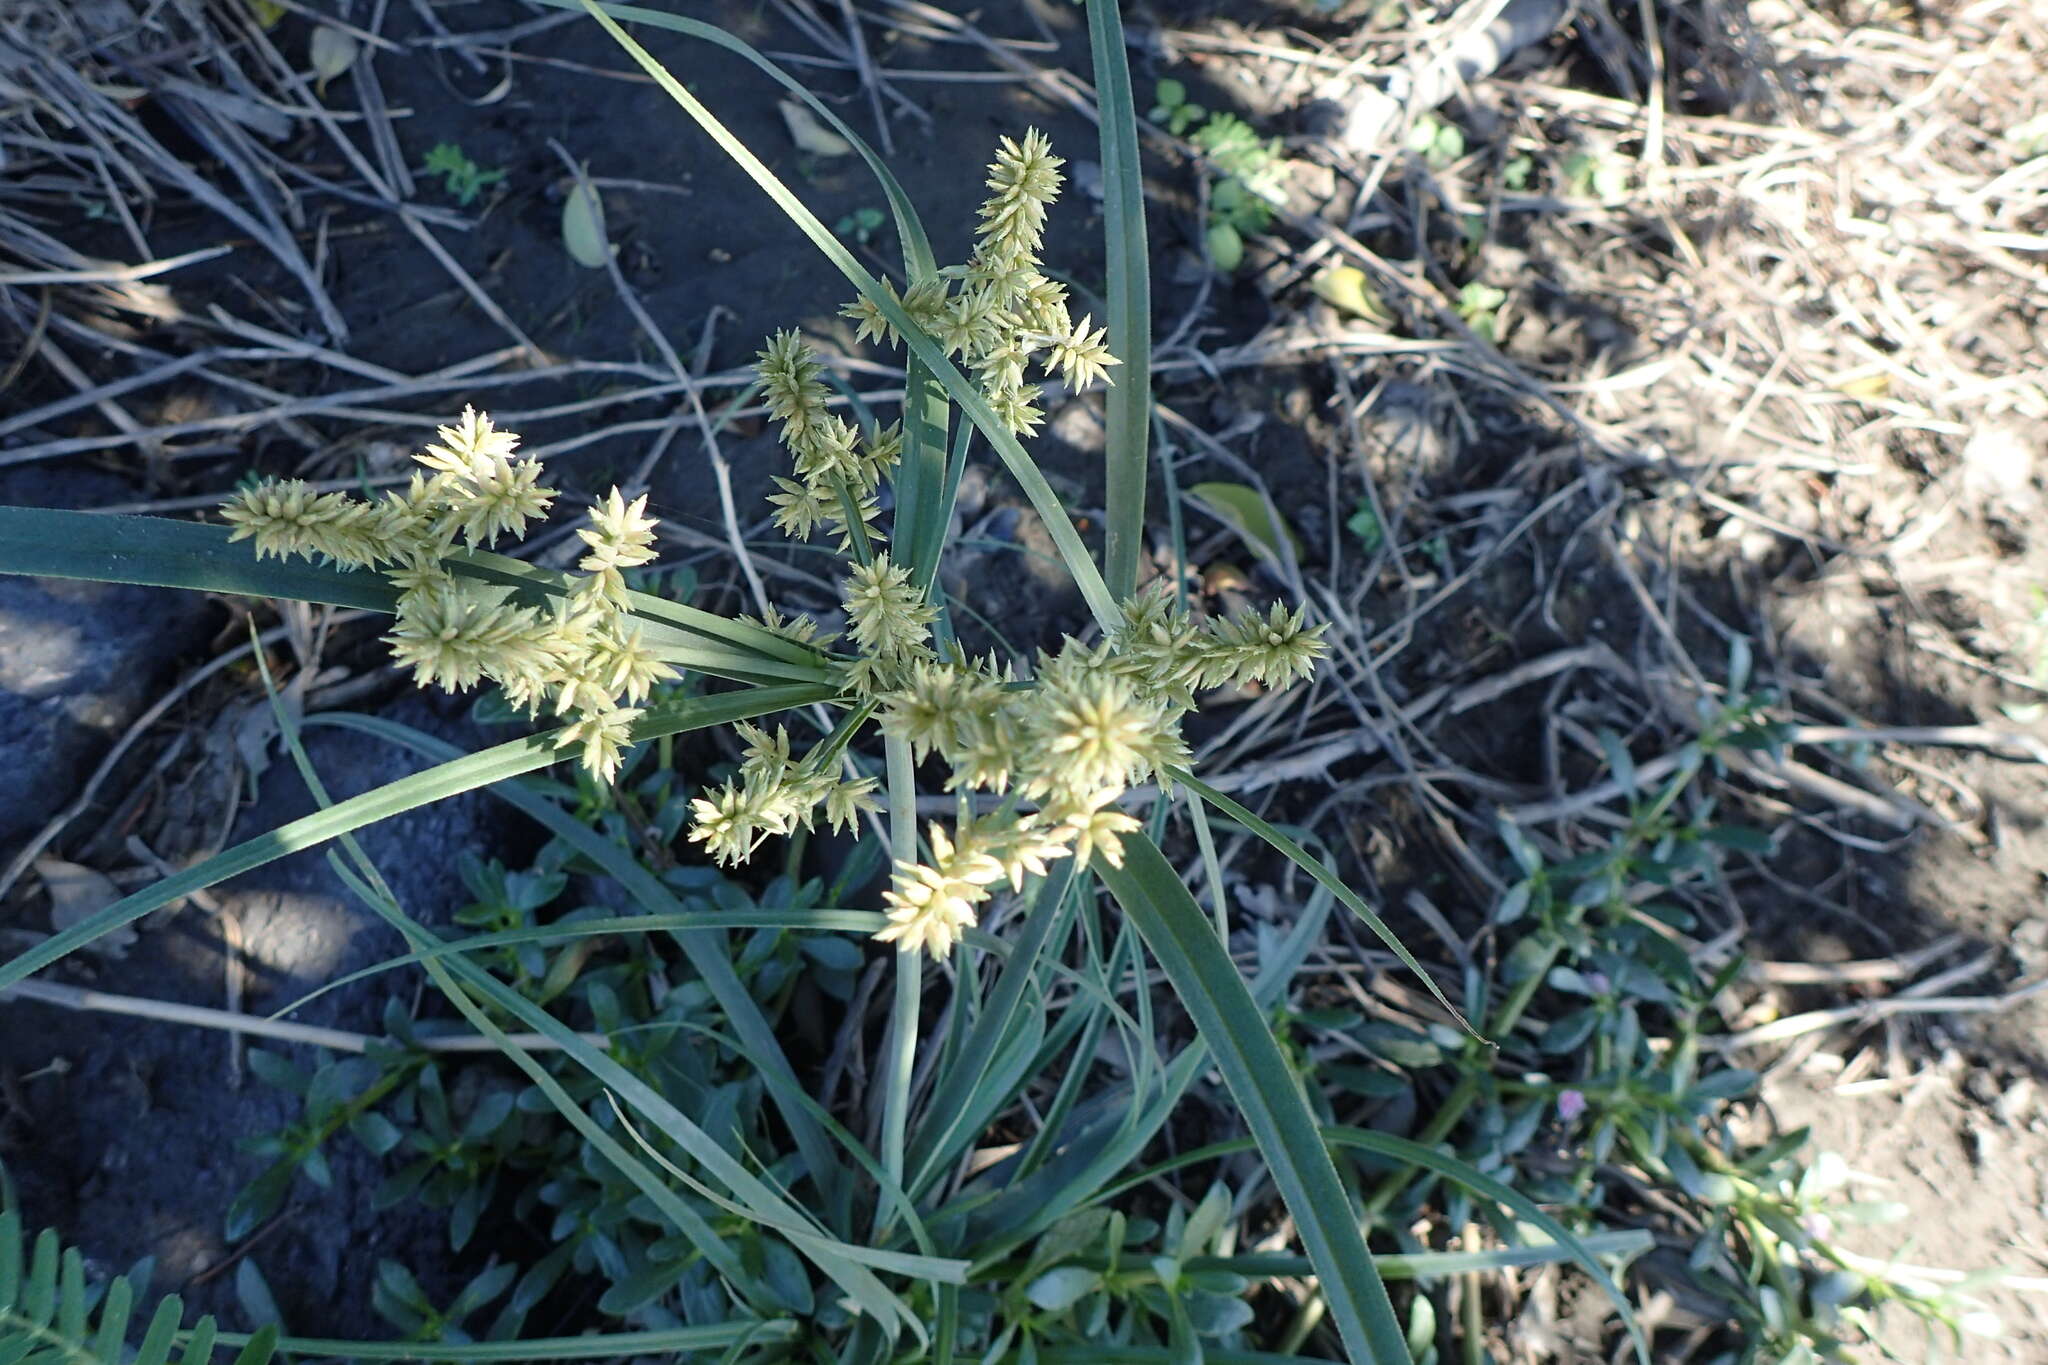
[{"xmin": 219, "ymin": 131, "xmax": 1325, "ymax": 962}]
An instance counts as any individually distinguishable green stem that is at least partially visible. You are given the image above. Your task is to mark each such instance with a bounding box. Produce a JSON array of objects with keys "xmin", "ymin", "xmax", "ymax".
[
  {"xmin": 878, "ymin": 736, "xmax": 920, "ymax": 1228},
  {"xmin": 881, "ymin": 946, "xmax": 921, "ymax": 1215},
  {"xmin": 1361, "ymin": 940, "xmax": 1563, "ymax": 1219},
  {"xmin": 1086, "ymin": 0, "xmax": 1151, "ymax": 602}
]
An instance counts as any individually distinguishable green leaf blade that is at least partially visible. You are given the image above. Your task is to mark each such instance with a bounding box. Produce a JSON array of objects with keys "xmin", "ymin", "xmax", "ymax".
[
  {"xmin": 0, "ymin": 507, "xmax": 398, "ymax": 610},
  {"xmin": 1099, "ymin": 835, "xmax": 1412, "ymax": 1365},
  {"xmin": 1087, "ymin": 0, "xmax": 1152, "ymax": 601},
  {"xmin": 0, "ymin": 685, "xmax": 833, "ymax": 992}
]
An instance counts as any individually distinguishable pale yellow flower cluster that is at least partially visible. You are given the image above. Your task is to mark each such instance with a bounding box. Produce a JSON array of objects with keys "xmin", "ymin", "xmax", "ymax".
[
  {"xmin": 756, "ymin": 330, "xmax": 899, "ymax": 551},
  {"xmin": 840, "ymin": 129, "xmax": 1118, "ymax": 437},
  {"xmin": 220, "ymin": 408, "xmax": 677, "ymax": 781},
  {"xmin": 212, "ymin": 135, "xmax": 1329, "ymax": 967},
  {"xmin": 690, "ymin": 133, "xmax": 1331, "ymax": 959},
  {"xmin": 686, "ymin": 723, "xmax": 880, "ymax": 867},
  {"xmin": 857, "ymin": 595, "xmax": 1328, "ymax": 957}
]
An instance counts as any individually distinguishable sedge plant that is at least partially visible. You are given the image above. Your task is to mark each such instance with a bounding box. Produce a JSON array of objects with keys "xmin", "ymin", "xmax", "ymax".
[{"xmin": 0, "ymin": 3, "xmax": 1657, "ymax": 1362}]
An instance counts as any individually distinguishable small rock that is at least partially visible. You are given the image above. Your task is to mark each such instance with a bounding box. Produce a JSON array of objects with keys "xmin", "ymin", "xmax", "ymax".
[
  {"xmin": 35, "ymin": 857, "xmax": 134, "ymax": 958},
  {"xmin": 1997, "ymin": 1078, "xmax": 2036, "ymax": 1126},
  {"xmin": 1961, "ymin": 425, "xmax": 2036, "ymax": 510},
  {"xmin": 1966, "ymin": 1069, "xmax": 2004, "ymax": 1107},
  {"xmin": 1282, "ymin": 160, "xmax": 1338, "ymax": 218}
]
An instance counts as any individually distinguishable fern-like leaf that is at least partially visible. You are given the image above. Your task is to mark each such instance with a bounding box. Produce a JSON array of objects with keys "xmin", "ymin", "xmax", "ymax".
[{"xmin": 0, "ymin": 1210, "xmax": 275, "ymax": 1365}]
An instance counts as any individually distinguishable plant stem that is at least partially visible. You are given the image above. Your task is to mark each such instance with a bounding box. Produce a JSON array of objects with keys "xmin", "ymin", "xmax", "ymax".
[
  {"xmin": 1086, "ymin": 0, "xmax": 1151, "ymax": 602},
  {"xmin": 880, "ymin": 946, "xmax": 920, "ymax": 1215},
  {"xmin": 878, "ymin": 736, "xmax": 920, "ymax": 1226},
  {"xmin": 1361, "ymin": 938, "xmax": 1564, "ymax": 1218}
]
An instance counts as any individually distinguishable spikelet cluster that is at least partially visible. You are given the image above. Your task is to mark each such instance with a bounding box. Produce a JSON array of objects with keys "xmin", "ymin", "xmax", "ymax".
[
  {"xmin": 853, "ymin": 587, "xmax": 1328, "ymax": 956},
  {"xmin": 220, "ymin": 408, "xmax": 678, "ymax": 780},
  {"xmin": 696, "ymin": 132, "xmax": 1329, "ymax": 957},
  {"xmin": 686, "ymin": 722, "xmax": 880, "ymax": 867},
  {"xmin": 1106, "ymin": 581, "xmax": 1329, "ymax": 703},
  {"xmin": 838, "ymin": 129, "xmax": 1118, "ymax": 438},
  {"xmin": 217, "ymin": 139, "xmax": 1327, "ymax": 968},
  {"xmin": 757, "ymin": 331, "xmax": 899, "ymax": 551}
]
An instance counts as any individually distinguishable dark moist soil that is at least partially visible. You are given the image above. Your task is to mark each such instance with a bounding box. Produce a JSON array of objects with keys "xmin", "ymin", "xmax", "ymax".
[{"xmin": 6, "ymin": 0, "xmax": 2048, "ymax": 1356}]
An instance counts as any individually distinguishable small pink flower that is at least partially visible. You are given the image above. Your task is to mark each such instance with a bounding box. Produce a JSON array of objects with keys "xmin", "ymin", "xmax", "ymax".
[{"xmin": 1557, "ymin": 1089, "xmax": 1588, "ymax": 1122}]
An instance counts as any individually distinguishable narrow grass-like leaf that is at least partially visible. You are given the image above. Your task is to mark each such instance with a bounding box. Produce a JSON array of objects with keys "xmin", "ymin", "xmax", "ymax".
[
  {"xmin": 1085, "ymin": 0, "xmax": 1151, "ymax": 601},
  {"xmin": 267, "ymin": 909, "xmax": 886, "ymax": 1020},
  {"xmin": 908, "ymin": 865, "xmax": 1075, "ymax": 1195},
  {"xmin": 1174, "ymin": 769, "xmax": 1476, "ymax": 1037},
  {"xmin": 306, "ymin": 710, "xmax": 852, "ymax": 1230},
  {"xmin": 1037, "ymin": 1348, "xmax": 1326, "ymax": 1365},
  {"xmin": 605, "ymin": 1096, "xmax": 956, "ymax": 1283},
  {"xmin": 1098, "ymin": 834, "xmax": 1411, "ymax": 1365},
  {"xmin": 0, "ymin": 508, "xmax": 834, "ymax": 685},
  {"xmin": 434, "ymin": 944, "xmax": 949, "ymax": 1333},
  {"xmin": 320, "ymin": 857, "xmax": 766, "ymax": 1303},
  {"xmin": 1325, "ymin": 1128, "xmax": 1650, "ymax": 1365},
  {"xmin": 623, "ymin": 1011, "xmax": 946, "ymax": 1260},
  {"xmin": 529, "ymin": 0, "xmax": 935, "ymax": 275},
  {"xmin": 894, "ymin": 354, "xmax": 951, "ymax": 595},
  {"xmin": 267, "ymin": 711, "xmax": 936, "ymax": 1345},
  {"xmin": 452, "ymin": 548, "xmax": 828, "ymax": 677},
  {"xmin": 949, "ymin": 864, "xmax": 1331, "ymax": 1267},
  {"xmin": 0, "ymin": 506, "xmax": 398, "ymax": 609},
  {"xmin": 0, "ymin": 685, "xmax": 832, "ymax": 992},
  {"xmin": 570, "ymin": 0, "xmax": 1122, "ymax": 632},
  {"xmin": 1162, "ymin": 1232, "xmax": 1653, "ymax": 1282}
]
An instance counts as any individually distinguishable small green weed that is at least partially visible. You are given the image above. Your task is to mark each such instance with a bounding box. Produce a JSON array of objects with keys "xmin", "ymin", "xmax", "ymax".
[
  {"xmin": 1406, "ymin": 112, "xmax": 1466, "ymax": 169},
  {"xmin": 832, "ymin": 205, "xmax": 886, "ymax": 245},
  {"xmin": 1565, "ymin": 149, "xmax": 1630, "ymax": 203},
  {"xmin": 1346, "ymin": 499, "xmax": 1385, "ymax": 554},
  {"xmin": 1153, "ymin": 79, "xmax": 1288, "ymax": 271},
  {"xmin": 420, "ymin": 141, "xmax": 507, "ymax": 206},
  {"xmin": 1147, "ymin": 77, "xmax": 1206, "ymax": 136},
  {"xmin": 1454, "ymin": 281, "xmax": 1508, "ymax": 343},
  {"xmin": 1365, "ymin": 650, "xmax": 2000, "ymax": 1361}
]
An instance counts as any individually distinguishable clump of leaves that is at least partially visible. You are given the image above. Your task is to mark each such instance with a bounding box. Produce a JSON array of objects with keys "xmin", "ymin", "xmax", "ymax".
[
  {"xmin": 1147, "ymin": 77, "xmax": 1206, "ymax": 136},
  {"xmin": 1348, "ymin": 649, "xmax": 1995, "ymax": 1361},
  {"xmin": 1454, "ymin": 281, "xmax": 1508, "ymax": 343},
  {"xmin": 1565, "ymin": 149, "xmax": 1629, "ymax": 203}
]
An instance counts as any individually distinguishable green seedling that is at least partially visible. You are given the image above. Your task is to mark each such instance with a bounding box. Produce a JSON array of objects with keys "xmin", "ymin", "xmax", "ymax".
[
  {"xmin": 1406, "ymin": 112, "xmax": 1465, "ymax": 169},
  {"xmin": 833, "ymin": 205, "xmax": 886, "ymax": 245},
  {"xmin": 1565, "ymin": 150, "xmax": 1629, "ymax": 203},
  {"xmin": 1153, "ymin": 78, "xmax": 1290, "ymax": 271},
  {"xmin": 1346, "ymin": 499, "xmax": 1385, "ymax": 554},
  {"xmin": 1149, "ymin": 77, "xmax": 1207, "ymax": 136},
  {"xmin": 1455, "ymin": 280, "xmax": 1508, "ymax": 342},
  {"xmin": 420, "ymin": 141, "xmax": 507, "ymax": 206}
]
